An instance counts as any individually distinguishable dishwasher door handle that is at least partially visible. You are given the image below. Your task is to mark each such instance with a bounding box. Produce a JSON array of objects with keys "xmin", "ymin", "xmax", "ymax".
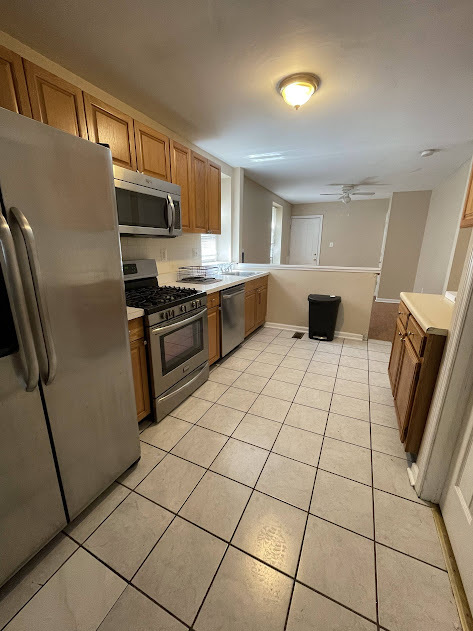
[{"xmin": 222, "ymin": 290, "xmax": 245, "ymax": 299}]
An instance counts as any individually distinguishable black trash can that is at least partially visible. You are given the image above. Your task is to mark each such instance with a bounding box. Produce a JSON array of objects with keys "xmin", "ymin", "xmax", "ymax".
[{"xmin": 308, "ymin": 294, "xmax": 341, "ymax": 341}]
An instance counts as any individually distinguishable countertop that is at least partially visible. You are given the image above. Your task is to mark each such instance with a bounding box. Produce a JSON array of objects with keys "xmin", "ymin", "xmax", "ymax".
[
  {"xmin": 126, "ymin": 271, "xmax": 269, "ymax": 321},
  {"xmin": 400, "ymin": 292, "xmax": 455, "ymax": 336},
  {"xmin": 158, "ymin": 271, "xmax": 269, "ymax": 294}
]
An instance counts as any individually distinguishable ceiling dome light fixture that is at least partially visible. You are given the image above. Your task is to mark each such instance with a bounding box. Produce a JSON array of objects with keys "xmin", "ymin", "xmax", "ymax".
[
  {"xmin": 278, "ymin": 73, "xmax": 320, "ymax": 110},
  {"xmin": 420, "ymin": 149, "xmax": 437, "ymax": 157}
]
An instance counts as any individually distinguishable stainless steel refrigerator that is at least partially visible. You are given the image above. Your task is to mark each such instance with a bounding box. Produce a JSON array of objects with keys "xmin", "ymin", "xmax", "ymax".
[{"xmin": 0, "ymin": 107, "xmax": 140, "ymax": 587}]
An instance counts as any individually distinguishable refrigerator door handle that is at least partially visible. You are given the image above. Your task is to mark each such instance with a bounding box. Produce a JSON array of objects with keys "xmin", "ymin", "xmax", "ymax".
[
  {"xmin": 8, "ymin": 206, "xmax": 57, "ymax": 385},
  {"xmin": 0, "ymin": 213, "xmax": 39, "ymax": 391}
]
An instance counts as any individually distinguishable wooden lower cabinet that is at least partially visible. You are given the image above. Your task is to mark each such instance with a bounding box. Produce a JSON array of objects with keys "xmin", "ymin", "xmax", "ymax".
[
  {"xmin": 128, "ymin": 317, "xmax": 151, "ymax": 422},
  {"xmin": 395, "ymin": 338, "xmax": 421, "ymax": 440},
  {"xmin": 388, "ymin": 318, "xmax": 405, "ymax": 393},
  {"xmin": 244, "ymin": 292, "xmax": 256, "ymax": 336},
  {"xmin": 244, "ymin": 277, "xmax": 268, "ymax": 337},
  {"xmin": 207, "ymin": 291, "xmax": 221, "ymax": 365},
  {"xmin": 388, "ymin": 301, "xmax": 446, "ymax": 454}
]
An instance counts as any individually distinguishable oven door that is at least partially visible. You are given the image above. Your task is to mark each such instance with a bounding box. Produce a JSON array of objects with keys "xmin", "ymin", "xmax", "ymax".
[
  {"xmin": 115, "ymin": 179, "xmax": 182, "ymax": 237},
  {"xmin": 148, "ymin": 307, "xmax": 208, "ymax": 397}
]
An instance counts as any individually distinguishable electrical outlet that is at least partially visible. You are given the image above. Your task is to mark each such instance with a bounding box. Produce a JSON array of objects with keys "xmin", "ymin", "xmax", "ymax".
[
  {"xmin": 192, "ymin": 248, "xmax": 199, "ymax": 258},
  {"xmin": 159, "ymin": 248, "xmax": 167, "ymax": 262},
  {"xmin": 329, "ymin": 242, "xmax": 334, "ymax": 248}
]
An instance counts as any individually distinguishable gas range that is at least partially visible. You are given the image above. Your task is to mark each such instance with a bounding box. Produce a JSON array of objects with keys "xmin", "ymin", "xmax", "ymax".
[
  {"xmin": 123, "ymin": 260, "xmax": 207, "ymax": 326},
  {"xmin": 122, "ymin": 259, "xmax": 209, "ymax": 421}
]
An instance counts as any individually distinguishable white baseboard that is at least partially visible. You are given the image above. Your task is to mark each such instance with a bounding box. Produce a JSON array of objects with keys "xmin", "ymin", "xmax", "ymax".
[
  {"xmin": 375, "ymin": 298, "xmax": 400, "ymax": 304},
  {"xmin": 264, "ymin": 322, "xmax": 363, "ymax": 341}
]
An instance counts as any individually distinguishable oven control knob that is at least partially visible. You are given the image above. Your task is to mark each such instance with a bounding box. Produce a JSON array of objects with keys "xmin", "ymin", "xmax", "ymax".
[
  {"xmin": 180, "ymin": 305, "xmax": 186, "ymax": 312},
  {"xmin": 171, "ymin": 309, "xmax": 175, "ymax": 317},
  {"xmin": 191, "ymin": 301, "xmax": 196, "ymax": 308}
]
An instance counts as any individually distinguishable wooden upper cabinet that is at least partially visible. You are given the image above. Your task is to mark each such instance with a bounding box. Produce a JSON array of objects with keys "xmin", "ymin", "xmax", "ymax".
[
  {"xmin": 83, "ymin": 93, "xmax": 136, "ymax": 169},
  {"xmin": 170, "ymin": 140, "xmax": 191, "ymax": 231},
  {"xmin": 190, "ymin": 151, "xmax": 208, "ymax": 233},
  {"xmin": 207, "ymin": 160, "xmax": 221, "ymax": 234},
  {"xmin": 24, "ymin": 61, "xmax": 87, "ymax": 137},
  {"xmin": 460, "ymin": 162, "xmax": 473, "ymax": 228},
  {"xmin": 0, "ymin": 45, "xmax": 31, "ymax": 117},
  {"xmin": 134, "ymin": 121, "xmax": 170, "ymax": 180}
]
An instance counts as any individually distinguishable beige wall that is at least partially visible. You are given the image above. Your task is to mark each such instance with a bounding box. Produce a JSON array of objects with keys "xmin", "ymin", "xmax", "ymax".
[
  {"xmin": 378, "ymin": 191, "xmax": 431, "ymax": 300},
  {"xmin": 414, "ymin": 159, "xmax": 472, "ymax": 294},
  {"xmin": 447, "ymin": 227, "xmax": 472, "ymax": 291},
  {"xmin": 291, "ymin": 199, "xmax": 389, "ymax": 267},
  {"xmin": 242, "ymin": 177, "xmax": 292, "ymax": 264},
  {"xmin": 266, "ymin": 270, "xmax": 377, "ymax": 337}
]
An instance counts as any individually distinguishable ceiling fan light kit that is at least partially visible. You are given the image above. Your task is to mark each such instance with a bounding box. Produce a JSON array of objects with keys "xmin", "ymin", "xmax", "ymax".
[
  {"xmin": 278, "ymin": 73, "xmax": 320, "ymax": 109},
  {"xmin": 320, "ymin": 184, "xmax": 376, "ymax": 203}
]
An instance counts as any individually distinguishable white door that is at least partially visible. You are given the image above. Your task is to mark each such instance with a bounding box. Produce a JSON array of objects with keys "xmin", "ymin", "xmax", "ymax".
[
  {"xmin": 289, "ymin": 215, "xmax": 323, "ymax": 265},
  {"xmin": 441, "ymin": 389, "xmax": 473, "ymax": 608}
]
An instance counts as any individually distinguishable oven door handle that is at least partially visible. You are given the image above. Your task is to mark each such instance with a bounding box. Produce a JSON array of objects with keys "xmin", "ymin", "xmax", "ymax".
[
  {"xmin": 150, "ymin": 306, "xmax": 207, "ymax": 335},
  {"xmin": 159, "ymin": 363, "xmax": 209, "ymax": 404}
]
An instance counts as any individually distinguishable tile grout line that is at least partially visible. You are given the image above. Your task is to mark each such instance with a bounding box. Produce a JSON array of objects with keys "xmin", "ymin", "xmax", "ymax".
[
  {"xmin": 3, "ymin": 328, "xmax": 398, "ymax": 631},
  {"xmin": 283, "ymin": 332, "xmax": 342, "ymax": 630},
  {"xmin": 368, "ymin": 361, "xmax": 382, "ymax": 631},
  {"xmin": 188, "ymin": 391, "xmax": 293, "ymax": 630}
]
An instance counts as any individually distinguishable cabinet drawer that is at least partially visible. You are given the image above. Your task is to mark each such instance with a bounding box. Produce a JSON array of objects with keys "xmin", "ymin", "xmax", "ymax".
[
  {"xmin": 406, "ymin": 315, "xmax": 426, "ymax": 357},
  {"xmin": 398, "ymin": 301, "xmax": 409, "ymax": 329},
  {"xmin": 245, "ymin": 276, "xmax": 268, "ymax": 294},
  {"xmin": 208, "ymin": 291, "xmax": 220, "ymax": 308},
  {"xmin": 128, "ymin": 317, "xmax": 144, "ymax": 342}
]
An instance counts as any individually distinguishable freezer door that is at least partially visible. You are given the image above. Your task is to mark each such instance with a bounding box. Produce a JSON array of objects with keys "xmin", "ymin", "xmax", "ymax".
[
  {"xmin": 0, "ymin": 214, "xmax": 66, "ymax": 587},
  {"xmin": 0, "ymin": 108, "xmax": 140, "ymax": 520}
]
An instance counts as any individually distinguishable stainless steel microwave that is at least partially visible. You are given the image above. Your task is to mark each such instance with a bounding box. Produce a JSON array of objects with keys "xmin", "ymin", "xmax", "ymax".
[{"xmin": 113, "ymin": 165, "xmax": 182, "ymax": 237}]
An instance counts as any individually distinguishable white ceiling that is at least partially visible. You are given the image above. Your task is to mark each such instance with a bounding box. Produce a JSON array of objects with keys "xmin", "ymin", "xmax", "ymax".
[{"xmin": 2, "ymin": 0, "xmax": 473, "ymax": 203}]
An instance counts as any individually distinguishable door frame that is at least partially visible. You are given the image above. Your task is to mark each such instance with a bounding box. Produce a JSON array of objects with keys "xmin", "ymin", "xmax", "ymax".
[
  {"xmin": 289, "ymin": 215, "xmax": 323, "ymax": 266},
  {"xmin": 412, "ymin": 235, "xmax": 473, "ymax": 502}
]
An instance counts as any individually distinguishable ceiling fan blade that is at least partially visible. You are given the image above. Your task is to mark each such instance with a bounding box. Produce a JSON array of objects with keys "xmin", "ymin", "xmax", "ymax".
[
  {"xmin": 351, "ymin": 192, "xmax": 375, "ymax": 196},
  {"xmin": 320, "ymin": 193, "xmax": 341, "ymax": 196}
]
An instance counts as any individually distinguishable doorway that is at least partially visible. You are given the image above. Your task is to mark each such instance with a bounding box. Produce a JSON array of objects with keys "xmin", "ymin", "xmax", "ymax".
[{"xmin": 289, "ymin": 215, "xmax": 323, "ymax": 265}]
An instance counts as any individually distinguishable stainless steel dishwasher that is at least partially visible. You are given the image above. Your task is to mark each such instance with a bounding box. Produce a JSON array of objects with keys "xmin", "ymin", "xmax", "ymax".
[{"xmin": 221, "ymin": 284, "xmax": 246, "ymax": 357}]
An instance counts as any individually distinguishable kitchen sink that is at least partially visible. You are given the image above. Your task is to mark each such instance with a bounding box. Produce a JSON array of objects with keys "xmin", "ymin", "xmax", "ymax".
[{"xmin": 224, "ymin": 271, "xmax": 258, "ymax": 277}]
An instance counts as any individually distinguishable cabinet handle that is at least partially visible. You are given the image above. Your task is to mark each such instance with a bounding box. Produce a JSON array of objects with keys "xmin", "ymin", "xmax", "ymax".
[{"xmin": 398, "ymin": 311, "xmax": 402, "ymax": 315}]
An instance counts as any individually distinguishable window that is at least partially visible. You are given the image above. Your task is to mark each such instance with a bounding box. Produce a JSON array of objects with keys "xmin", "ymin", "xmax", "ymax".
[
  {"xmin": 270, "ymin": 203, "xmax": 283, "ymax": 264},
  {"xmin": 201, "ymin": 234, "xmax": 218, "ymax": 263}
]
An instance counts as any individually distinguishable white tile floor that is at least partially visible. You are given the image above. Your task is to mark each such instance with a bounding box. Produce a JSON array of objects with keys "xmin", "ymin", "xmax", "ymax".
[{"xmin": 0, "ymin": 328, "xmax": 461, "ymax": 631}]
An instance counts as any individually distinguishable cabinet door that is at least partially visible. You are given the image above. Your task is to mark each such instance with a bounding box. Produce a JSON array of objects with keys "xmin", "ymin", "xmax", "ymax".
[
  {"xmin": 256, "ymin": 286, "xmax": 268, "ymax": 327},
  {"xmin": 0, "ymin": 45, "xmax": 31, "ymax": 116},
  {"xmin": 460, "ymin": 162, "xmax": 473, "ymax": 228},
  {"xmin": 388, "ymin": 318, "xmax": 405, "ymax": 394},
  {"xmin": 24, "ymin": 61, "xmax": 87, "ymax": 137},
  {"xmin": 208, "ymin": 306, "xmax": 220, "ymax": 365},
  {"xmin": 207, "ymin": 160, "xmax": 221, "ymax": 234},
  {"xmin": 170, "ymin": 140, "xmax": 191, "ymax": 231},
  {"xmin": 134, "ymin": 121, "xmax": 170, "ymax": 180},
  {"xmin": 245, "ymin": 291, "xmax": 256, "ymax": 336},
  {"xmin": 84, "ymin": 93, "xmax": 136, "ymax": 169},
  {"xmin": 394, "ymin": 338, "xmax": 421, "ymax": 440},
  {"xmin": 130, "ymin": 338, "xmax": 151, "ymax": 422},
  {"xmin": 190, "ymin": 151, "xmax": 208, "ymax": 233}
]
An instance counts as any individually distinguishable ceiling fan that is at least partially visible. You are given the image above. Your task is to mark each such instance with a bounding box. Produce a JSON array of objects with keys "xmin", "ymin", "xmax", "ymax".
[{"xmin": 321, "ymin": 184, "xmax": 376, "ymax": 204}]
